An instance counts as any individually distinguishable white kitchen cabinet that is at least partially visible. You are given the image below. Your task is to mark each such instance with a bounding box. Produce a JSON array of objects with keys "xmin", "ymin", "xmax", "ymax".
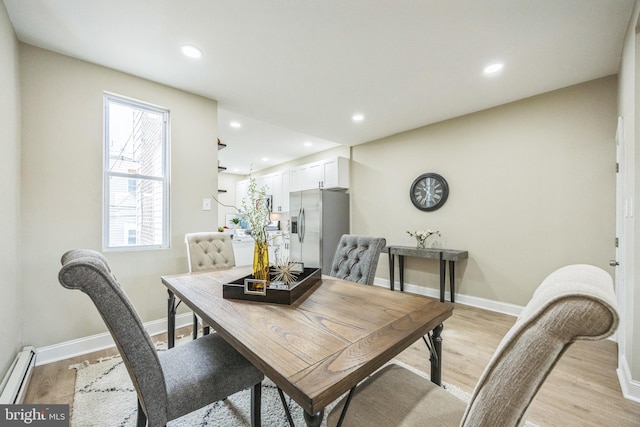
[
  {"xmin": 271, "ymin": 171, "xmax": 290, "ymax": 212},
  {"xmin": 321, "ymin": 156, "xmax": 349, "ymax": 189},
  {"xmin": 240, "ymin": 172, "xmax": 292, "ymax": 213},
  {"xmin": 280, "ymin": 170, "xmax": 290, "ymax": 211},
  {"xmin": 272, "ymin": 172, "xmax": 283, "ymax": 211},
  {"xmin": 256, "ymin": 174, "xmax": 273, "ymax": 195},
  {"xmin": 289, "ymin": 164, "xmax": 307, "ymax": 192},
  {"xmin": 234, "ymin": 235, "xmax": 288, "ymax": 267},
  {"xmin": 290, "ymin": 156, "xmax": 349, "ymax": 191},
  {"xmin": 232, "ymin": 238, "xmax": 254, "ymax": 266},
  {"xmin": 241, "ymin": 157, "xmax": 348, "ymax": 209},
  {"xmin": 306, "ymin": 161, "xmax": 323, "ymax": 189}
]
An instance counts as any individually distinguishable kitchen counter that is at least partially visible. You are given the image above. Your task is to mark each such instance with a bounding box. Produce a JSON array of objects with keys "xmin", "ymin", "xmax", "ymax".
[{"xmin": 231, "ymin": 233, "xmax": 290, "ymax": 266}]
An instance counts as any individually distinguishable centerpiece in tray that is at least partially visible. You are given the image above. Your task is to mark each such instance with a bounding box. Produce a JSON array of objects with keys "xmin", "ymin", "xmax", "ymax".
[
  {"xmin": 226, "ymin": 172, "xmax": 321, "ymax": 304},
  {"xmin": 240, "ymin": 173, "xmax": 271, "ymax": 285},
  {"xmin": 223, "ymin": 259, "xmax": 321, "ymax": 305}
]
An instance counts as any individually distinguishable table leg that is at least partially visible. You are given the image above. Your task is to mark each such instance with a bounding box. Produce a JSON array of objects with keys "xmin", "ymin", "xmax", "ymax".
[
  {"xmin": 398, "ymin": 255, "xmax": 405, "ymax": 292},
  {"xmin": 388, "ymin": 252, "xmax": 395, "ymax": 291},
  {"xmin": 303, "ymin": 409, "xmax": 324, "ymax": 427},
  {"xmin": 439, "ymin": 252, "xmax": 446, "ymax": 303},
  {"xmin": 430, "ymin": 323, "xmax": 444, "ymax": 386},
  {"xmin": 167, "ymin": 290, "xmax": 176, "ymax": 349},
  {"xmin": 449, "ymin": 260, "xmax": 456, "ymax": 303}
]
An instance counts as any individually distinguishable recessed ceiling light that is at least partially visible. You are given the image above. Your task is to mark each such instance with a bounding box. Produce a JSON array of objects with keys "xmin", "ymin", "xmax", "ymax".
[
  {"xmin": 233, "ymin": 168, "xmax": 240, "ymax": 172},
  {"xmin": 304, "ymin": 141, "xmax": 313, "ymax": 147},
  {"xmin": 262, "ymin": 157, "xmax": 269, "ymax": 162},
  {"xmin": 483, "ymin": 62, "xmax": 504, "ymax": 75},
  {"xmin": 352, "ymin": 113, "xmax": 365, "ymax": 122},
  {"xmin": 181, "ymin": 44, "xmax": 203, "ymax": 59},
  {"xmin": 229, "ymin": 121, "xmax": 241, "ymax": 128}
]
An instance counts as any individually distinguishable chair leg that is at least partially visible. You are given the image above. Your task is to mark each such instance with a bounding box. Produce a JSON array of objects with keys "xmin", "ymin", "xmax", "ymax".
[
  {"xmin": 137, "ymin": 399, "xmax": 147, "ymax": 427},
  {"xmin": 192, "ymin": 313, "xmax": 198, "ymax": 340},
  {"xmin": 251, "ymin": 382, "xmax": 262, "ymax": 427}
]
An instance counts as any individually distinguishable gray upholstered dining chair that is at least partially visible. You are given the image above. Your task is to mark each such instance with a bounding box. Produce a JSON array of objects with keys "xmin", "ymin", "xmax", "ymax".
[
  {"xmin": 58, "ymin": 249, "xmax": 263, "ymax": 427},
  {"xmin": 327, "ymin": 264, "xmax": 619, "ymax": 427},
  {"xmin": 185, "ymin": 232, "xmax": 236, "ymax": 339},
  {"xmin": 329, "ymin": 234, "xmax": 386, "ymax": 285}
]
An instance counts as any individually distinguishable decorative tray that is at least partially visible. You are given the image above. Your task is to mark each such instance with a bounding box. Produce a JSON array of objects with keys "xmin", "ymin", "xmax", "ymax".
[{"xmin": 223, "ymin": 267, "xmax": 321, "ymax": 305}]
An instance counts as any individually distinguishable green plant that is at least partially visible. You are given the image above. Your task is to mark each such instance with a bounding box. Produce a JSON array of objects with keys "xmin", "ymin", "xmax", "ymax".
[{"xmin": 240, "ymin": 173, "xmax": 270, "ymax": 244}]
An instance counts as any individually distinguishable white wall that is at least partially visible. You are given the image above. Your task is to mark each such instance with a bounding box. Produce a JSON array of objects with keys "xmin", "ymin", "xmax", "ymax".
[
  {"xmin": 20, "ymin": 44, "xmax": 220, "ymax": 347},
  {"xmin": 352, "ymin": 77, "xmax": 617, "ymax": 306},
  {"xmin": 0, "ymin": 1, "xmax": 21, "ymax": 375},
  {"xmin": 216, "ymin": 173, "xmax": 245, "ymax": 228}
]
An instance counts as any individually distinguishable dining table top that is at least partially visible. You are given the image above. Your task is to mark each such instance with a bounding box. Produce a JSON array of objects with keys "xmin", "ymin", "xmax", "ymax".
[{"xmin": 161, "ymin": 265, "xmax": 454, "ymax": 416}]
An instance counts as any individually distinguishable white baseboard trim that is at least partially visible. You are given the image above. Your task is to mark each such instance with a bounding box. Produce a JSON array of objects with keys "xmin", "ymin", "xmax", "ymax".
[
  {"xmin": 373, "ymin": 278, "xmax": 524, "ymax": 317},
  {"xmin": 617, "ymin": 356, "xmax": 640, "ymax": 403},
  {"xmin": 35, "ymin": 313, "xmax": 193, "ymax": 366}
]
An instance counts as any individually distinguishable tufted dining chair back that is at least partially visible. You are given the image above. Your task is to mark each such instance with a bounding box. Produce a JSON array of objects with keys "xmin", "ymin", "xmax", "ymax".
[
  {"xmin": 185, "ymin": 232, "xmax": 236, "ymax": 339},
  {"xmin": 185, "ymin": 232, "xmax": 236, "ymax": 272},
  {"xmin": 329, "ymin": 235, "xmax": 386, "ymax": 285},
  {"xmin": 327, "ymin": 264, "xmax": 619, "ymax": 427},
  {"xmin": 58, "ymin": 249, "xmax": 263, "ymax": 427}
]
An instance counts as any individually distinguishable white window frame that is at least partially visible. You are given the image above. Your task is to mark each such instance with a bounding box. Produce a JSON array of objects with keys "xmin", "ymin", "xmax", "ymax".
[{"xmin": 103, "ymin": 93, "xmax": 170, "ymax": 251}]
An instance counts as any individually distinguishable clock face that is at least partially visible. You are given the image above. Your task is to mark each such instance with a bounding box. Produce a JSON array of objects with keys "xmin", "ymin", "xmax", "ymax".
[{"xmin": 410, "ymin": 173, "xmax": 449, "ymax": 211}]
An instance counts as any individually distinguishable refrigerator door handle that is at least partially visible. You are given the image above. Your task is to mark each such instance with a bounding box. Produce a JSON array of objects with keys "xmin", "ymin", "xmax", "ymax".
[{"xmin": 300, "ymin": 207, "xmax": 305, "ymax": 243}]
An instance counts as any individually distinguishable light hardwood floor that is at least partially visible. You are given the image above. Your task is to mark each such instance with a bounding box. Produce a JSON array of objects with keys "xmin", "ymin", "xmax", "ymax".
[{"xmin": 25, "ymin": 303, "xmax": 640, "ymax": 426}]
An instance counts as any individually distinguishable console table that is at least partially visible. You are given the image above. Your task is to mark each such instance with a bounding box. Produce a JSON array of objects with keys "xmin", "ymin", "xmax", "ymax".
[{"xmin": 384, "ymin": 246, "xmax": 468, "ymax": 302}]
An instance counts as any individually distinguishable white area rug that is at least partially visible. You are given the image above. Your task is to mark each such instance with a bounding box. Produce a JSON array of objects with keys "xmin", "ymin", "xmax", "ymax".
[
  {"xmin": 70, "ymin": 340, "xmax": 535, "ymax": 426},
  {"xmin": 72, "ymin": 353, "xmax": 333, "ymax": 426}
]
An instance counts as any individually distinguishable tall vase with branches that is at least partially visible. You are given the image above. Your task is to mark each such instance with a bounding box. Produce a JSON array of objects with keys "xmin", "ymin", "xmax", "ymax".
[{"xmin": 241, "ymin": 174, "xmax": 271, "ymax": 283}]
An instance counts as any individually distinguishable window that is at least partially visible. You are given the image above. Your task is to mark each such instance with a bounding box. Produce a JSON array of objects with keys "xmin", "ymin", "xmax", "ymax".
[
  {"xmin": 103, "ymin": 94, "xmax": 169, "ymax": 250},
  {"xmin": 127, "ymin": 228, "xmax": 137, "ymax": 245}
]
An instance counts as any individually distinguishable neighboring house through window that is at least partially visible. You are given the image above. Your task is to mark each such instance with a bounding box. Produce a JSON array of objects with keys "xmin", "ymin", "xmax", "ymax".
[{"xmin": 103, "ymin": 93, "xmax": 170, "ymax": 250}]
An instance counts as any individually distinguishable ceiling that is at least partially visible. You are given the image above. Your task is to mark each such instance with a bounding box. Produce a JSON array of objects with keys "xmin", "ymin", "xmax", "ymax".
[{"xmin": 4, "ymin": 0, "xmax": 635, "ymax": 174}]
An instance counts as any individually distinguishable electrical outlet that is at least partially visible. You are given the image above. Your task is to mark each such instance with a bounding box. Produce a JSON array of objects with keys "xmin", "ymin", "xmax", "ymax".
[{"xmin": 202, "ymin": 198, "xmax": 212, "ymax": 211}]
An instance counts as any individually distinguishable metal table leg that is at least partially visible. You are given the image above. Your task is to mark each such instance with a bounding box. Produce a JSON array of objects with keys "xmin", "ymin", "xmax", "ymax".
[
  {"xmin": 439, "ymin": 252, "xmax": 446, "ymax": 302},
  {"xmin": 449, "ymin": 260, "xmax": 456, "ymax": 303},
  {"xmin": 167, "ymin": 290, "xmax": 176, "ymax": 349},
  {"xmin": 399, "ymin": 255, "xmax": 405, "ymax": 292},
  {"xmin": 388, "ymin": 252, "xmax": 395, "ymax": 291},
  {"xmin": 430, "ymin": 323, "xmax": 444, "ymax": 386},
  {"xmin": 422, "ymin": 323, "xmax": 444, "ymax": 386}
]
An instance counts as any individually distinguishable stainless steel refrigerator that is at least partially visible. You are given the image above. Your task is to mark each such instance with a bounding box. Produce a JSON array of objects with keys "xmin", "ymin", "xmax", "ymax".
[{"xmin": 289, "ymin": 189, "xmax": 349, "ymax": 273}]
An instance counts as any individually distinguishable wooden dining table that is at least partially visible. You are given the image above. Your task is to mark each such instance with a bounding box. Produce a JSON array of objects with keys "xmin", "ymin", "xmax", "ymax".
[{"xmin": 161, "ymin": 265, "xmax": 453, "ymax": 426}]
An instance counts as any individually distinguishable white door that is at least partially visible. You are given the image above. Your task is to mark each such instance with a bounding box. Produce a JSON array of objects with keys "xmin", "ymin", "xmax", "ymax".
[{"xmin": 614, "ymin": 116, "xmax": 626, "ymax": 352}]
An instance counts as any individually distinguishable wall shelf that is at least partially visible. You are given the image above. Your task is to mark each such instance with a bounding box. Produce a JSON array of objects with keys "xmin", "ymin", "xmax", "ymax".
[{"xmin": 218, "ymin": 138, "xmax": 227, "ymax": 193}]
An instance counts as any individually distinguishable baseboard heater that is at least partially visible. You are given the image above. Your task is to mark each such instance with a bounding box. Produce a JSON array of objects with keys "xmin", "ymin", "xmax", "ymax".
[{"xmin": 0, "ymin": 346, "xmax": 36, "ymax": 404}]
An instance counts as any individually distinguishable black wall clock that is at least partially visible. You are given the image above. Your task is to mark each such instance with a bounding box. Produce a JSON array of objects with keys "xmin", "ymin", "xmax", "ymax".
[{"xmin": 410, "ymin": 173, "xmax": 449, "ymax": 211}]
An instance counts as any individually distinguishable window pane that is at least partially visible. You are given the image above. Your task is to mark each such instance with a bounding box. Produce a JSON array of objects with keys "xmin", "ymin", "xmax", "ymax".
[
  {"xmin": 107, "ymin": 101, "xmax": 164, "ymax": 177},
  {"xmin": 107, "ymin": 176, "xmax": 165, "ymax": 247}
]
